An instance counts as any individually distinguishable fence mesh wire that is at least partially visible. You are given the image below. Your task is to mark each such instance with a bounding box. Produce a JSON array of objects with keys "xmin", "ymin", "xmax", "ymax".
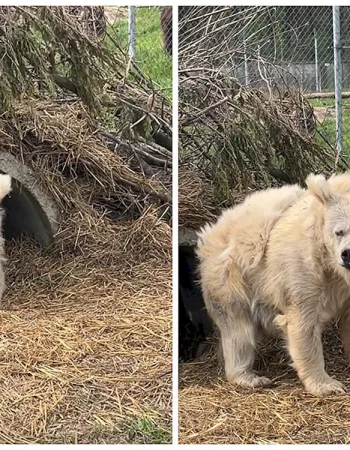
[
  {"xmin": 21, "ymin": 5, "xmax": 173, "ymax": 96},
  {"xmin": 60, "ymin": 6, "xmax": 172, "ymax": 97},
  {"xmin": 179, "ymin": 6, "xmax": 350, "ymax": 161},
  {"xmin": 103, "ymin": 6, "xmax": 172, "ymax": 97}
]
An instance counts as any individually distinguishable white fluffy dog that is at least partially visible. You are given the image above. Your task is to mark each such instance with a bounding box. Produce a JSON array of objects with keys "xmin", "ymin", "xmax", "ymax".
[{"xmin": 197, "ymin": 173, "xmax": 350, "ymax": 396}]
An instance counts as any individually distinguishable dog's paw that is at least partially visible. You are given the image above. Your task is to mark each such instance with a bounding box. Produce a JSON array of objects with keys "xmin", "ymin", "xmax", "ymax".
[
  {"xmin": 230, "ymin": 373, "xmax": 272, "ymax": 389},
  {"xmin": 248, "ymin": 376, "xmax": 273, "ymax": 388},
  {"xmin": 305, "ymin": 377, "xmax": 346, "ymax": 396}
]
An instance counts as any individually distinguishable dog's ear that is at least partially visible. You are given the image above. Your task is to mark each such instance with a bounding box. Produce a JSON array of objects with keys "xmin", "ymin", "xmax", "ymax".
[
  {"xmin": 306, "ymin": 174, "xmax": 334, "ymax": 205},
  {"xmin": 0, "ymin": 174, "xmax": 11, "ymax": 202}
]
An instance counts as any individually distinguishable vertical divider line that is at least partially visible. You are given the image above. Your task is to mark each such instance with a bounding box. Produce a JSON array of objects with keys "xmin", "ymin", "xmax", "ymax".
[{"xmin": 171, "ymin": 3, "xmax": 179, "ymax": 446}]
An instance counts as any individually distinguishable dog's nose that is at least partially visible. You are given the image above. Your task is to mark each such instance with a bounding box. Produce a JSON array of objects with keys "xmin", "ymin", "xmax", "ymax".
[{"xmin": 341, "ymin": 249, "xmax": 350, "ymax": 264}]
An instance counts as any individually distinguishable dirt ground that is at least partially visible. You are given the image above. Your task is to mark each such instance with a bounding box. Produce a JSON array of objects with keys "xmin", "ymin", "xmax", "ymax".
[
  {"xmin": 179, "ymin": 330, "xmax": 350, "ymax": 444},
  {"xmin": 0, "ymin": 213, "xmax": 172, "ymax": 444},
  {"xmin": 313, "ymin": 106, "xmax": 336, "ymax": 123}
]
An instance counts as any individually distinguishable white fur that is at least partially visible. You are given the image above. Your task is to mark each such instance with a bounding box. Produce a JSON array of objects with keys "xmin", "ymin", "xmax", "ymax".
[{"xmin": 197, "ymin": 172, "xmax": 350, "ymax": 396}]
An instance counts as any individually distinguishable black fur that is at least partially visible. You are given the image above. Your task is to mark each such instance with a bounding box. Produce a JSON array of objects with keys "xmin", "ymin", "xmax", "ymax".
[{"xmin": 160, "ymin": 6, "xmax": 172, "ymax": 56}]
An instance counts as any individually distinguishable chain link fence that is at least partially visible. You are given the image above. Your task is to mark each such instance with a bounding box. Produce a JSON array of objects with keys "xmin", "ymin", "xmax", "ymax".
[
  {"xmin": 179, "ymin": 6, "xmax": 350, "ymax": 159},
  {"xmin": 26, "ymin": 6, "xmax": 173, "ymax": 98},
  {"xmin": 104, "ymin": 6, "xmax": 172, "ymax": 98}
]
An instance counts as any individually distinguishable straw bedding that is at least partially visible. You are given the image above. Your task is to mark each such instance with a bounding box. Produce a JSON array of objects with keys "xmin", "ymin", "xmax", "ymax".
[
  {"xmin": 179, "ymin": 329, "xmax": 350, "ymax": 444},
  {"xmin": 178, "ymin": 169, "xmax": 218, "ymax": 230},
  {"xmin": 0, "ymin": 100, "xmax": 172, "ymax": 444}
]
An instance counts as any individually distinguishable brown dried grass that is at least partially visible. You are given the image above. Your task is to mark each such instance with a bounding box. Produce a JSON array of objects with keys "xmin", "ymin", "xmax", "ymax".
[
  {"xmin": 0, "ymin": 100, "xmax": 172, "ymax": 443},
  {"xmin": 178, "ymin": 168, "xmax": 218, "ymax": 229},
  {"xmin": 0, "ymin": 99, "xmax": 170, "ymax": 208},
  {"xmin": 179, "ymin": 329, "xmax": 350, "ymax": 444}
]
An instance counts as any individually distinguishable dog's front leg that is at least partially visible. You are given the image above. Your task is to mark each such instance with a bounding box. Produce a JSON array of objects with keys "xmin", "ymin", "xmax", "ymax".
[{"xmin": 286, "ymin": 306, "xmax": 345, "ymax": 396}]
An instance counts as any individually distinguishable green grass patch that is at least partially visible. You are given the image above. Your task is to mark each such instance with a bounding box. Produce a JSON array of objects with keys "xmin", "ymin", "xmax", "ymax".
[
  {"xmin": 309, "ymin": 97, "xmax": 350, "ymax": 107},
  {"xmin": 310, "ymin": 97, "xmax": 350, "ymax": 159},
  {"xmin": 126, "ymin": 416, "xmax": 172, "ymax": 444},
  {"xmin": 316, "ymin": 110, "xmax": 350, "ymax": 159},
  {"xmin": 106, "ymin": 7, "xmax": 172, "ymax": 98}
]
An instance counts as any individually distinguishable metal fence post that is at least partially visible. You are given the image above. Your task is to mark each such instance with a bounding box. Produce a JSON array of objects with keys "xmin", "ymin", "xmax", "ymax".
[
  {"xmin": 314, "ymin": 29, "xmax": 320, "ymax": 92},
  {"xmin": 244, "ymin": 40, "xmax": 249, "ymax": 86},
  {"xmin": 333, "ymin": 6, "xmax": 343, "ymax": 157},
  {"xmin": 128, "ymin": 6, "xmax": 136, "ymax": 61}
]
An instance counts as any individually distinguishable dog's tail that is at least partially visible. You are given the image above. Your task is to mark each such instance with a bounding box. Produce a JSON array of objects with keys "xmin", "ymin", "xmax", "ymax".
[{"xmin": 0, "ymin": 174, "xmax": 11, "ymax": 202}]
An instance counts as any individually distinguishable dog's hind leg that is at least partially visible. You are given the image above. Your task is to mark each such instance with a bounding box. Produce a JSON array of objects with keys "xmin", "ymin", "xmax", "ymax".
[{"xmin": 211, "ymin": 301, "xmax": 272, "ymax": 388}]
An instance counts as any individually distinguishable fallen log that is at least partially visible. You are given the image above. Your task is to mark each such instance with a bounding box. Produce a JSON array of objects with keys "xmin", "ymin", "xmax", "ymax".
[{"xmin": 304, "ymin": 92, "xmax": 350, "ymax": 99}]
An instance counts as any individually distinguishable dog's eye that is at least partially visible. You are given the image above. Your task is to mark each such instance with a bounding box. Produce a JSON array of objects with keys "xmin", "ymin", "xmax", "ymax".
[{"xmin": 335, "ymin": 230, "xmax": 344, "ymax": 237}]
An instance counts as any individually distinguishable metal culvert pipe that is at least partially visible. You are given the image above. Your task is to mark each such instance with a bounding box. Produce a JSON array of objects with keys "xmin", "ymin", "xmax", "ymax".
[{"xmin": 0, "ymin": 153, "xmax": 59, "ymax": 247}]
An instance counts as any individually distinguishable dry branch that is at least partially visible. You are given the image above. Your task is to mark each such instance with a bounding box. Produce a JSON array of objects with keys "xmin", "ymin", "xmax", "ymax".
[
  {"xmin": 179, "ymin": 69, "xmax": 343, "ymax": 221},
  {"xmin": 178, "ymin": 7, "xmax": 348, "ymax": 227}
]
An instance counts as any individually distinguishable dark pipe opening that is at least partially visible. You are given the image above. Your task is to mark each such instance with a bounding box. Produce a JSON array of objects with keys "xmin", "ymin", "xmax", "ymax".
[
  {"xmin": 179, "ymin": 245, "xmax": 213, "ymax": 362},
  {"xmin": 1, "ymin": 177, "xmax": 54, "ymax": 248}
]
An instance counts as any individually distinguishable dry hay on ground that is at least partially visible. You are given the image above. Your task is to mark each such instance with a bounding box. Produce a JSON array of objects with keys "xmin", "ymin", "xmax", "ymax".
[
  {"xmin": 178, "ymin": 169, "xmax": 218, "ymax": 230},
  {"xmin": 1, "ymin": 99, "xmax": 171, "ymax": 213},
  {"xmin": 0, "ymin": 100, "xmax": 172, "ymax": 444},
  {"xmin": 2, "ymin": 212, "xmax": 171, "ymax": 444},
  {"xmin": 179, "ymin": 329, "xmax": 350, "ymax": 444},
  {"xmin": 104, "ymin": 7, "xmax": 128, "ymax": 24},
  {"xmin": 314, "ymin": 106, "xmax": 336, "ymax": 123}
]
